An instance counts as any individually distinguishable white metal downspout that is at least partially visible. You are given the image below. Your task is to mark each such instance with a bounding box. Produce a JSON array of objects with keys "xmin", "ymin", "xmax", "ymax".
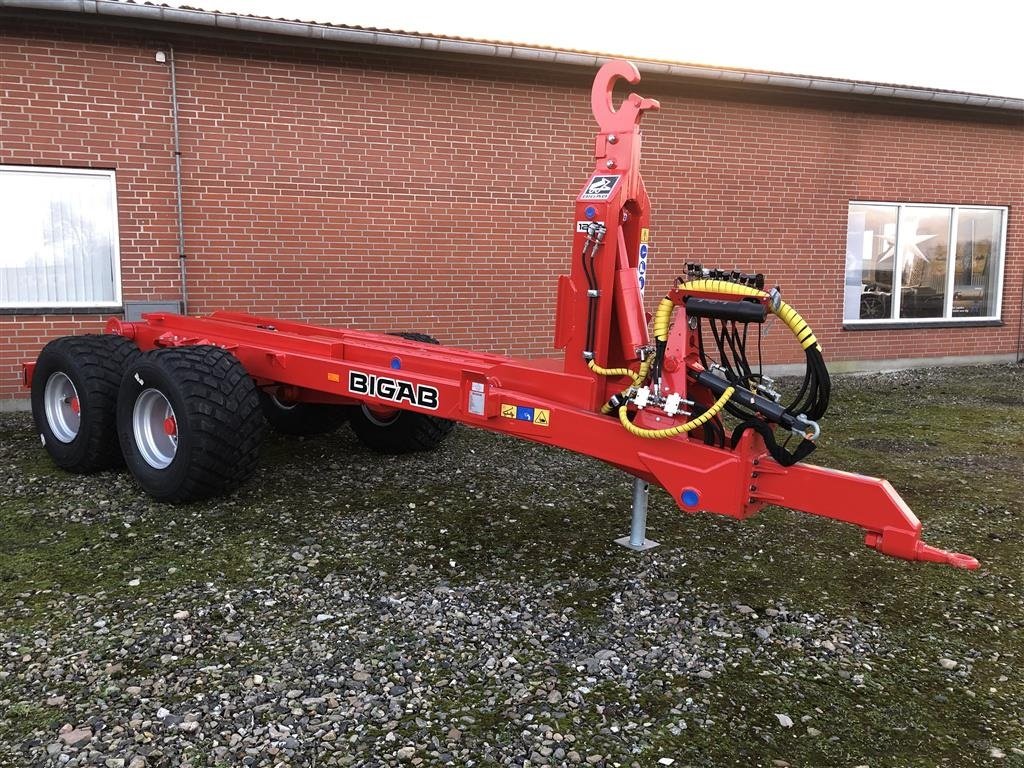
[
  {"xmin": 1016, "ymin": 248, "xmax": 1024, "ymax": 363},
  {"xmin": 168, "ymin": 44, "xmax": 188, "ymax": 314}
]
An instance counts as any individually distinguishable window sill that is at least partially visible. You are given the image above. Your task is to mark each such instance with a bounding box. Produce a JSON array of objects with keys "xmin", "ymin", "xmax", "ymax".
[
  {"xmin": 843, "ymin": 319, "xmax": 1003, "ymax": 331},
  {"xmin": 0, "ymin": 307, "xmax": 124, "ymax": 316}
]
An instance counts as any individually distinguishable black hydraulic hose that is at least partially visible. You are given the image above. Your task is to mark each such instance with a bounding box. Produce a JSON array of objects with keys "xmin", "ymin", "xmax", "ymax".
[
  {"xmin": 581, "ymin": 236, "xmax": 598, "ymax": 356},
  {"xmin": 708, "ymin": 321, "xmax": 733, "ymax": 381},
  {"xmin": 706, "ymin": 319, "xmax": 758, "ymax": 420},
  {"xmin": 787, "ymin": 364, "xmax": 813, "ymax": 415},
  {"xmin": 722, "ymin": 321, "xmax": 745, "ymax": 382},
  {"xmin": 650, "ymin": 339, "xmax": 667, "ymax": 384},
  {"xmin": 705, "ymin": 409, "xmax": 725, "ymax": 447},
  {"xmin": 731, "ymin": 419, "xmax": 816, "ymax": 467},
  {"xmin": 741, "ymin": 322, "xmax": 751, "ymax": 379},
  {"xmin": 697, "ymin": 321, "xmax": 710, "ymax": 370},
  {"xmin": 580, "ymin": 224, "xmax": 610, "ymax": 361},
  {"xmin": 785, "ymin": 347, "xmax": 830, "ymax": 421},
  {"xmin": 808, "ymin": 350, "xmax": 831, "ymax": 419},
  {"xmin": 757, "ymin": 325, "xmax": 764, "ymax": 380},
  {"xmin": 731, "ymin": 322, "xmax": 753, "ymax": 382},
  {"xmin": 724, "ymin": 322, "xmax": 744, "ymax": 377},
  {"xmin": 682, "ymin": 286, "xmax": 831, "ymax": 435}
]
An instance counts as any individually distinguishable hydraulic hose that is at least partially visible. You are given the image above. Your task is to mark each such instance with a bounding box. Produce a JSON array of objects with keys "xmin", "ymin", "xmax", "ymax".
[
  {"xmin": 588, "ymin": 359, "xmax": 643, "ymax": 383},
  {"xmin": 617, "ymin": 385, "xmax": 735, "ymax": 439},
  {"xmin": 678, "ymin": 278, "xmax": 829, "ymax": 420},
  {"xmin": 652, "ymin": 296, "xmax": 676, "ymax": 342},
  {"xmin": 590, "ymin": 300, "xmax": 665, "ymax": 411},
  {"xmin": 598, "ymin": 356, "xmax": 653, "ymax": 414},
  {"xmin": 678, "ymin": 279, "xmax": 819, "ymax": 352},
  {"xmin": 595, "ymin": 279, "xmax": 824, "ymax": 431}
]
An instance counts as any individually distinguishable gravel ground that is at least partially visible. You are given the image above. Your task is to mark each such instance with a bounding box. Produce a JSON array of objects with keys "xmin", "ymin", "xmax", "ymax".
[{"xmin": 1, "ymin": 364, "xmax": 1022, "ymax": 767}]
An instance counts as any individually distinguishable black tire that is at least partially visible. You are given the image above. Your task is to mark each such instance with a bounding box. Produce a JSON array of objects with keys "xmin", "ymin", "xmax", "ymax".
[
  {"xmin": 31, "ymin": 334, "xmax": 142, "ymax": 473},
  {"xmin": 348, "ymin": 332, "xmax": 455, "ymax": 454},
  {"xmin": 117, "ymin": 346, "xmax": 265, "ymax": 503},
  {"xmin": 259, "ymin": 391, "xmax": 350, "ymax": 436}
]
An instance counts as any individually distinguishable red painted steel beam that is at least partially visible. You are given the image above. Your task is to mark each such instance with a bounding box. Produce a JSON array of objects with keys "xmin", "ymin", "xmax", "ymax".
[{"xmin": 754, "ymin": 462, "xmax": 979, "ymax": 569}]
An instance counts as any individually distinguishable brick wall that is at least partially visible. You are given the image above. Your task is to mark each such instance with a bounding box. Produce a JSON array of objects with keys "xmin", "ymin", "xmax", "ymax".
[{"xmin": 2, "ymin": 20, "xmax": 1021, "ymax": 402}]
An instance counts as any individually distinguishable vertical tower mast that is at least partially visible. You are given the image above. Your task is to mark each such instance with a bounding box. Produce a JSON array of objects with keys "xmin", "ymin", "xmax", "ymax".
[{"xmin": 554, "ymin": 61, "xmax": 660, "ymax": 407}]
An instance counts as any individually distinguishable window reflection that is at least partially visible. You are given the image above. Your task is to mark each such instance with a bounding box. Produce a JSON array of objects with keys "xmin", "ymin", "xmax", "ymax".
[
  {"xmin": 898, "ymin": 207, "xmax": 950, "ymax": 319},
  {"xmin": 954, "ymin": 209, "xmax": 1001, "ymax": 317},
  {"xmin": 844, "ymin": 203, "xmax": 1004, "ymax": 323},
  {"xmin": 845, "ymin": 204, "xmax": 897, "ymax": 320}
]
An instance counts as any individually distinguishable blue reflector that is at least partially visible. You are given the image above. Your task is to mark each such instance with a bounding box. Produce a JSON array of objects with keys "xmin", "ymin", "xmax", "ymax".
[
  {"xmin": 585, "ymin": 206, "xmax": 596, "ymax": 219},
  {"xmin": 681, "ymin": 488, "xmax": 700, "ymax": 508},
  {"xmin": 390, "ymin": 357, "xmax": 401, "ymax": 370}
]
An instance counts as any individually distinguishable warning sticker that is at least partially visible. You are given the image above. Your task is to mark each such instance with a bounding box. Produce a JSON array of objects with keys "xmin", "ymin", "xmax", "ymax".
[
  {"xmin": 500, "ymin": 403, "xmax": 550, "ymax": 427},
  {"xmin": 579, "ymin": 175, "xmax": 620, "ymax": 201},
  {"xmin": 640, "ymin": 228, "xmax": 650, "ymax": 243},
  {"xmin": 576, "ymin": 220, "xmax": 606, "ymax": 233}
]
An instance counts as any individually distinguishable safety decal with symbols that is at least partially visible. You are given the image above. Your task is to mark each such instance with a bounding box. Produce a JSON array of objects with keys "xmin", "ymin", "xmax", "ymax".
[
  {"xmin": 579, "ymin": 175, "xmax": 620, "ymax": 201},
  {"xmin": 500, "ymin": 403, "xmax": 550, "ymax": 427},
  {"xmin": 637, "ymin": 242, "xmax": 649, "ymax": 294}
]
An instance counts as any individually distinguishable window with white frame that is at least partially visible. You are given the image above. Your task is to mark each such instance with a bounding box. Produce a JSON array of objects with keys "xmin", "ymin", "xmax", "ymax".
[
  {"xmin": 844, "ymin": 202, "xmax": 1006, "ymax": 323},
  {"xmin": 0, "ymin": 166, "xmax": 121, "ymax": 309}
]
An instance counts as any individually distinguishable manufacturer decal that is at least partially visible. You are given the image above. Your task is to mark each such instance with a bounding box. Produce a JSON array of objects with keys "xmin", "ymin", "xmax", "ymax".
[
  {"xmin": 467, "ymin": 381, "xmax": 485, "ymax": 416},
  {"xmin": 579, "ymin": 175, "xmax": 620, "ymax": 201},
  {"xmin": 576, "ymin": 220, "xmax": 606, "ymax": 233},
  {"xmin": 349, "ymin": 371, "xmax": 439, "ymax": 410}
]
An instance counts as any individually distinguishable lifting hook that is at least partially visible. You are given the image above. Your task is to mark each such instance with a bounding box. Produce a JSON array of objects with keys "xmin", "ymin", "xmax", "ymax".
[{"xmin": 590, "ymin": 60, "xmax": 660, "ymax": 134}]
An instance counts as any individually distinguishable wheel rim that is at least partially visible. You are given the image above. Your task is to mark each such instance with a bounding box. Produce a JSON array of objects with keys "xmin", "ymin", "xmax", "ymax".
[
  {"xmin": 361, "ymin": 403, "xmax": 400, "ymax": 426},
  {"xmin": 43, "ymin": 372, "xmax": 81, "ymax": 443},
  {"xmin": 133, "ymin": 388, "xmax": 178, "ymax": 469}
]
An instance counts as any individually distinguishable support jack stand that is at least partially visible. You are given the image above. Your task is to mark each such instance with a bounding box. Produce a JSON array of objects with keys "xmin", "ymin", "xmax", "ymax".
[{"xmin": 616, "ymin": 477, "xmax": 660, "ymax": 551}]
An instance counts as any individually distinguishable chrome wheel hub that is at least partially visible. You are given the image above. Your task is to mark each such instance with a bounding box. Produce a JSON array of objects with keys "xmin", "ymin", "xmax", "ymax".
[
  {"xmin": 43, "ymin": 372, "xmax": 80, "ymax": 443},
  {"xmin": 133, "ymin": 389, "xmax": 178, "ymax": 469}
]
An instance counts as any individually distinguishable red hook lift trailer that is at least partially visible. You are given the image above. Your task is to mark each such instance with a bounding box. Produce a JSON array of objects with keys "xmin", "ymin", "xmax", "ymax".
[{"xmin": 24, "ymin": 60, "xmax": 978, "ymax": 571}]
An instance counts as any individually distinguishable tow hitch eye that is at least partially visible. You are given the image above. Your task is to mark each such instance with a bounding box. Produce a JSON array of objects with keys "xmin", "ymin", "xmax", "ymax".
[{"xmin": 865, "ymin": 529, "xmax": 980, "ymax": 570}]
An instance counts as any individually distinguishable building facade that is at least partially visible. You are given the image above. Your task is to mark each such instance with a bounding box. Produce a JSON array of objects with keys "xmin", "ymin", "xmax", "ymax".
[{"xmin": 1, "ymin": 1, "xmax": 1022, "ymax": 406}]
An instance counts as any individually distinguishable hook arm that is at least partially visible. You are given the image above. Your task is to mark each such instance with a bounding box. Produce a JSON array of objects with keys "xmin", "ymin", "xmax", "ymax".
[{"xmin": 591, "ymin": 60, "xmax": 660, "ymax": 133}]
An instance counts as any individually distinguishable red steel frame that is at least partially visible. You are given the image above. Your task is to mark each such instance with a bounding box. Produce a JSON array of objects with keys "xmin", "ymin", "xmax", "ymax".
[{"xmin": 24, "ymin": 61, "xmax": 978, "ymax": 570}]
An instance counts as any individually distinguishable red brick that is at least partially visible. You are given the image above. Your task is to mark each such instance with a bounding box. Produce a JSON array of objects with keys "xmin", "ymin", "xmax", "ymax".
[{"xmin": 1, "ymin": 21, "xmax": 1021, "ymax": 401}]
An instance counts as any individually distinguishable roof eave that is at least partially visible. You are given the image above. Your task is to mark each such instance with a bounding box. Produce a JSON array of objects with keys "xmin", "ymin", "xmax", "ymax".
[{"xmin": 2, "ymin": 0, "xmax": 1022, "ymax": 113}]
